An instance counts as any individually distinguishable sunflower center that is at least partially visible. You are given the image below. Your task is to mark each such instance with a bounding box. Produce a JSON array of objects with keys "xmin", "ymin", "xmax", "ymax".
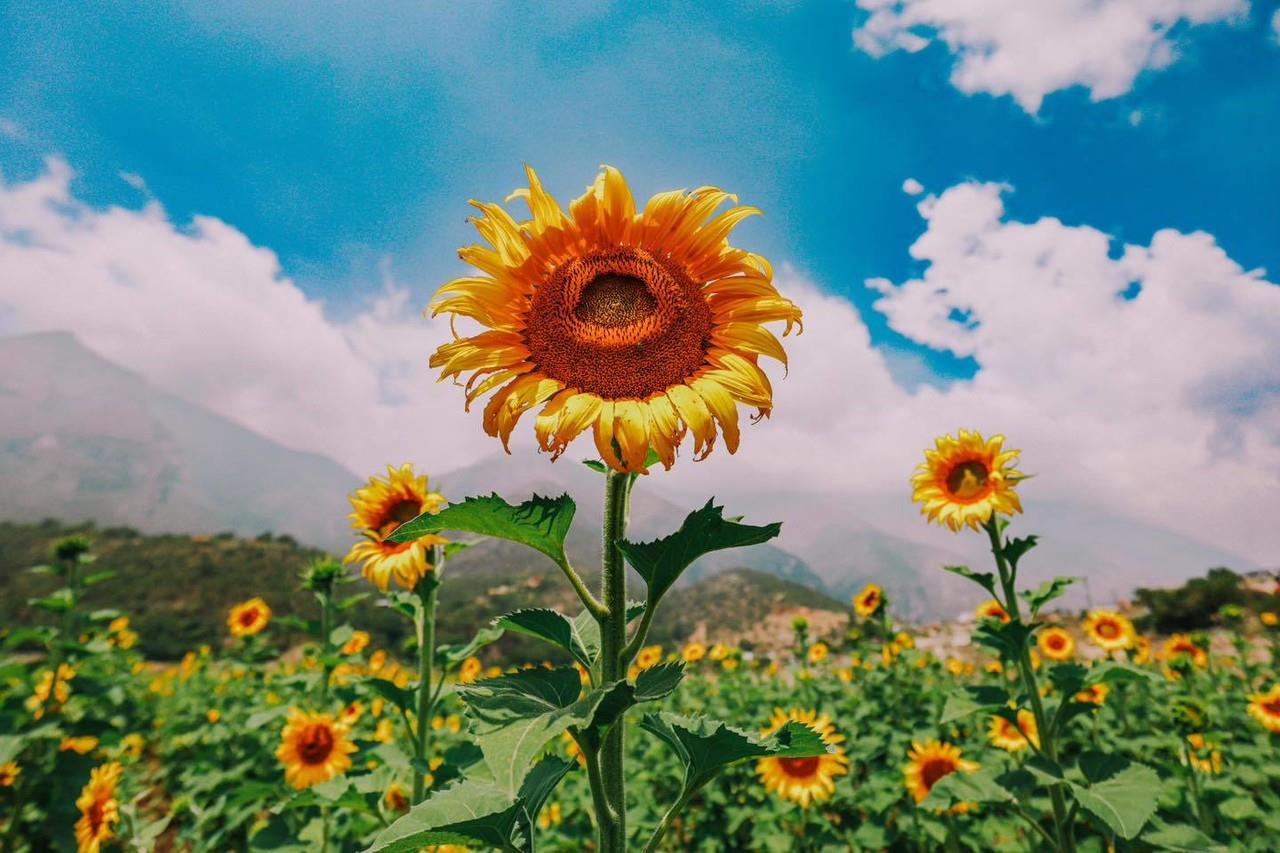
[
  {"xmin": 298, "ymin": 724, "xmax": 335, "ymax": 765},
  {"xmin": 1096, "ymin": 622, "xmax": 1118, "ymax": 639},
  {"xmin": 575, "ymin": 274, "xmax": 658, "ymax": 327},
  {"xmin": 1264, "ymin": 699, "xmax": 1280, "ymax": 715},
  {"xmin": 381, "ymin": 499, "xmax": 422, "ymax": 531},
  {"xmin": 778, "ymin": 756, "xmax": 821, "ymax": 778},
  {"xmin": 526, "ymin": 247, "xmax": 713, "ymax": 399},
  {"xmin": 945, "ymin": 460, "xmax": 990, "ymax": 500},
  {"xmin": 1048, "ymin": 635, "xmax": 1064, "ymax": 649},
  {"xmin": 920, "ymin": 758, "xmax": 956, "ymax": 790},
  {"xmin": 239, "ymin": 609, "xmax": 259, "ymax": 626}
]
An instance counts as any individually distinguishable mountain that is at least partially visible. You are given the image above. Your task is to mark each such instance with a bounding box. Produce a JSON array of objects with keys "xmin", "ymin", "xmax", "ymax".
[{"xmin": 0, "ymin": 332, "xmax": 360, "ymax": 550}]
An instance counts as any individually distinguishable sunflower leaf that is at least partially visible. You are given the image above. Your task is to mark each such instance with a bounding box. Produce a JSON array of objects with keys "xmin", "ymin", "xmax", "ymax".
[
  {"xmin": 939, "ymin": 685, "xmax": 1009, "ymax": 724},
  {"xmin": 618, "ymin": 500, "xmax": 781, "ymax": 609},
  {"xmin": 1003, "ymin": 535, "xmax": 1039, "ymax": 570},
  {"xmin": 386, "ymin": 493, "xmax": 576, "ymax": 573},
  {"xmin": 1085, "ymin": 660, "xmax": 1155, "ymax": 685},
  {"xmin": 1068, "ymin": 759, "xmax": 1160, "ymax": 840},
  {"xmin": 361, "ymin": 777, "xmax": 519, "ymax": 853},
  {"xmin": 920, "ymin": 768, "xmax": 1015, "ymax": 809},
  {"xmin": 1141, "ymin": 819, "xmax": 1227, "ymax": 853},
  {"xmin": 634, "ymin": 661, "xmax": 685, "ymax": 702},
  {"xmin": 942, "ymin": 564, "xmax": 997, "ymax": 598},
  {"xmin": 638, "ymin": 712, "xmax": 828, "ymax": 791},
  {"xmin": 492, "ymin": 609, "xmax": 595, "ymax": 670},
  {"xmin": 1020, "ymin": 575, "xmax": 1076, "ymax": 617},
  {"xmin": 436, "ymin": 625, "xmax": 505, "ymax": 667}
]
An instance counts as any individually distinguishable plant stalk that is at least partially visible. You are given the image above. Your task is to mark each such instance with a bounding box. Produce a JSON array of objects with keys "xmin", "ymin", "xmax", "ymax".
[
  {"xmin": 412, "ymin": 549, "xmax": 443, "ymax": 804},
  {"xmin": 598, "ymin": 469, "xmax": 632, "ymax": 852}
]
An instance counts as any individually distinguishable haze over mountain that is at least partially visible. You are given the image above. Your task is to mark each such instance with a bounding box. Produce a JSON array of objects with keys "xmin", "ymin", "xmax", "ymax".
[{"xmin": 0, "ymin": 331, "xmax": 1258, "ymax": 620}]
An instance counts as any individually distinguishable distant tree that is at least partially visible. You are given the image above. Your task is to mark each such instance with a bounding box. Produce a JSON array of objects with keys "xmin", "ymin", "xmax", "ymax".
[{"xmin": 1134, "ymin": 567, "xmax": 1278, "ymax": 633}]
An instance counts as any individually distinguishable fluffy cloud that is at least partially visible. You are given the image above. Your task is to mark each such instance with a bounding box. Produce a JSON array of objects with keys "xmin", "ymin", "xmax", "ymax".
[
  {"xmin": 1, "ymin": 159, "xmax": 1277, "ymax": 563},
  {"xmin": 853, "ymin": 0, "xmax": 1247, "ymax": 113}
]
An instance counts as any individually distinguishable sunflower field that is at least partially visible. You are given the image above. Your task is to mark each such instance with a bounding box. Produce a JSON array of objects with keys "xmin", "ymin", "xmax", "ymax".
[{"xmin": 3, "ymin": 167, "xmax": 1279, "ymax": 853}]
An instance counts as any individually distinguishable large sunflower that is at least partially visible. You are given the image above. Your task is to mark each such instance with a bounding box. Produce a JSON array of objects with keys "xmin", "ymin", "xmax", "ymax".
[
  {"xmin": 912, "ymin": 431, "xmax": 1023, "ymax": 531},
  {"xmin": 1037, "ymin": 627, "xmax": 1075, "ymax": 661},
  {"xmin": 276, "ymin": 710, "xmax": 357, "ymax": 790},
  {"xmin": 853, "ymin": 583, "xmax": 884, "ymax": 619},
  {"xmin": 1082, "ymin": 610, "xmax": 1136, "ymax": 652},
  {"xmin": 345, "ymin": 464, "xmax": 449, "ymax": 591},
  {"xmin": 756, "ymin": 708, "xmax": 849, "ymax": 807},
  {"xmin": 904, "ymin": 740, "xmax": 978, "ymax": 804},
  {"xmin": 1247, "ymin": 684, "xmax": 1280, "ymax": 733},
  {"xmin": 427, "ymin": 165, "xmax": 802, "ymax": 473},
  {"xmin": 74, "ymin": 762, "xmax": 122, "ymax": 853}
]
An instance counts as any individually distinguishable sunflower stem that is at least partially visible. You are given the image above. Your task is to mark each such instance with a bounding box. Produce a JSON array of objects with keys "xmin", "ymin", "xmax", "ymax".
[
  {"xmin": 598, "ymin": 468, "xmax": 632, "ymax": 853},
  {"xmin": 318, "ymin": 589, "xmax": 333, "ymax": 704},
  {"xmin": 412, "ymin": 552, "xmax": 442, "ymax": 805},
  {"xmin": 643, "ymin": 782, "xmax": 698, "ymax": 853},
  {"xmin": 985, "ymin": 518, "xmax": 1074, "ymax": 853}
]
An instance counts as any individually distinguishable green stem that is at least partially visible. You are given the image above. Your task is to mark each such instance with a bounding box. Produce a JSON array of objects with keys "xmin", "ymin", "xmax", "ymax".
[
  {"xmin": 985, "ymin": 519, "xmax": 1073, "ymax": 853},
  {"xmin": 598, "ymin": 469, "xmax": 632, "ymax": 853},
  {"xmin": 643, "ymin": 783, "xmax": 699, "ymax": 853},
  {"xmin": 43, "ymin": 555, "xmax": 80, "ymax": 719},
  {"xmin": 1182, "ymin": 742, "xmax": 1212, "ymax": 835},
  {"xmin": 318, "ymin": 590, "xmax": 333, "ymax": 704},
  {"xmin": 320, "ymin": 805, "xmax": 330, "ymax": 853},
  {"xmin": 412, "ymin": 553, "xmax": 442, "ymax": 804},
  {"xmin": 576, "ymin": 730, "xmax": 614, "ymax": 850}
]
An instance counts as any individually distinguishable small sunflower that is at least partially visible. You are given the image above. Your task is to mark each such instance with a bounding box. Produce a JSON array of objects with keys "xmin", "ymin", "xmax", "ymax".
[
  {"xmin": 1246, "ymin": 684, "xmax": 1280, "ymax": 733},
  {"xmin": 384, "ymin": 780, "xmax": 410, "ymax": 812},
  {"xmin": 709, "ymin": 643, "xmax": 732, "ymax": 662},
  {"xmin": 227, "ymin": 597, "xmax": 271, "ymax": 637},
  {"xmin": 1074, "ymin": 683, "xmax": 1110, "ymax": 705},
  {"xmin": 911, "ymin": 430, "xmax": 1024, "ymax": 531},
  {"xmin": 1037, "ymin": 627, "xmax": 1075, "ymax": 661},
  {"xmin": 74, "ymin": 762, "xmax": 122, "ymax": 853},
  {"xmin": 1261, "ymin": 611, "xmax": 1278, "ymax": 628},
  {"xmin": 1132, "ymin": 636, "xmax": 1152, "ymax": 664},
  {"xmin": 756, "ymin": 708, "xmax": 848, "ymax": 807},
  {"xmin": 0, "ymin": 762, "xmax": 19, "ymax": 787},
  {"xmin": 988, "ymin": 710, "xmax": 1039, "ymax": 752},
  {"xmin": 341, "ymin": 630, "xmax": 371, "ymax": 656},
  {"xmin": 635, "ymin": 645, "xmax": 664, "ymax": 671},
  {"xmin": 681, "ymin": 642, "xmax": 706, "ymax": 663},
  {"xmin": 904, "ymin": 740, "xmax": 978, "ymax": 804},
  {"xmin": 1185, "ymin": 734, "xmax": 1222, "ymax": 775},
  {"xmin": 428, "ymin": 165, "xmax": 802, "ymax": 473},
  {"xmin": 345, "ymin": 464, "xmax": 449, "ymax": 591},
  {"xmin": 853, "ymin": 583, "xmax": 884, "ymax": 618},
  {"xmin": 276, "ymin": 709, "xmax": 357, "ymax": 790},
  {"xmin": 459, "ymin": 656, "xmax": 483, "ymax": 684},
  {"xmin": 1162, "ymin": 634, "xmax": 1208, "ymax": 668},
  {"xmin": 975, "ymin": 600, "xmax": 1010, "ymax": 624},
  {"xmin": 1082, "ymin": 610, "xmax": 1136, "ymax": 652},
  {"xmin": 807, "ymin": 642, "xmax": 829, "ymax": 664}
]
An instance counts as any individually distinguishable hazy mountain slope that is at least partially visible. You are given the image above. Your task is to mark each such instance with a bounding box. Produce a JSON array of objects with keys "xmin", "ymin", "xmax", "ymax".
[{"xmin": 0, "ymin": 332, "xmax": 359, "ymax": 550}]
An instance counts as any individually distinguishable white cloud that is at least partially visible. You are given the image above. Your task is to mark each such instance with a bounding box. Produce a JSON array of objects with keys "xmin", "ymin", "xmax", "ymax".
[
  {"xmin": 853, "ymin": 0, "xmax": 1247, "ymax": 113},
  {"xmin": 0, "ymin": 118, "xmax": 22, "ymax": 140},
  {"xmin": 1, "ymin": 159, "xmax": 1277, "ymax": 563},
  {"xmin": 901, "ymin": 177, "xmax": 924, "ymax": 195},
  {"xmin": 1273, "ymin": 8, "xmax": 1280, "ymax": 43}
]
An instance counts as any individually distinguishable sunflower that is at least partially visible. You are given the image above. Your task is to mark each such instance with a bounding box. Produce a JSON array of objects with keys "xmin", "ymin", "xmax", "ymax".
[
  {"xmin": 345, "ymin": 464, "xmax": 449, "ymax": 591},
  {"xmin": 1162, "ymin": 634, "xmax": 1208, "ymax": 668},
  {"xmin": 709, "ymin": 643, "xmax": 732, "ymax": 662},
  {"xmin": 384, "ymin": 780, "xmax": 411, "ymax": 812},
  {"xmin": 1132, "ymin": 636, "xmax": 1152, "ymax": 664},
  {"xmin": 1074, "ymin": 683, "xmax": 1109, "ymax": 705},
  {"xmin": 60, "ymin": 736, "xmax": 99, "ymax": 754},
  {"xmin": 74, "ymin": 762, "xmax": 122, "ymax": 853},
  {"xmin": 1262, "ymin": 611, "xmax": 1278, "ymax": 628},
  {"xmin": 988, "ymin": 710, "xmax": 1039, "ymax": 752},
  {"xmin": 1082, "ymin": 610, "xmax": 1136, "ymax": 652},
  {"xmin": 904, "ymin": 740, "xmax": 979, "ymax": 804},
  {"xmin": 1037, "ymin": 627, "xmax": 1075, "ymax": 661},
  {"xmin": 342, "ymin": 630, "xmax": 371, "ymax": 656},
  {"xmin": 807, "ymin": 642, "xmax": 829, "ymax": 664},
  {"xmin": 459, "ymin": 656, "xmax": 483, "ymax": 684},
  {"xmin": 635, "ymin": 645, "xmax": 664, "ymax": 671},
  {"xmin": 911, "ymin": 431, "xmax": 1024, "ymax": 531},
  {"xmin": 1185, "ymin": 734, "xmax": 1222, "ymax": 775},
  {"xmin": 756, "ymin": 708, "xmax": 848, "ymax": 807},
  {"xmin": 276, "ymin": 709, "xmax": 357, "ymax": 790},
  {"xmin": 227, "ymin": 597, "xmax": 271, "ymax": 637},
  {"xmin": 1246, "ymin": 684, "xmax": 1280, "ymax": 733},
  {"xmin": 0, "ymin": 762, "xmax": 19, "ymax": 787},
  {"xmin": 853, "ymin": 583, "xmax": 883, "ymax": 618},
  {"xmin": 975, "ymin": 600, "xmax": 1010, "ymax": 624},
  {"xmin": 427, "ymin": 165, "xmax": 802, "ymax": 474},
  {"xmin": 681, "ymin": 642, "xmax": 706, "ymax": 663}
]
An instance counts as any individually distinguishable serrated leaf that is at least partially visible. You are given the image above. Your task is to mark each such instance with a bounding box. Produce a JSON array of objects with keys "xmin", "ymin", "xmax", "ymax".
[
  {"xmin": 939, "ymin": 685, "xmax": 1009, "ymax": 723},
  {"xmin": 921, "ymin": 768, "xmax": 1013, "ymax": 809},
  {"xmin": 512, "ymin": 756, "xmax": 575, "ymax": 852},
  {"xmin": 1021, "ymin": 576, "xmax": 1075, "ymax": 616},
  {"xmin": 638, "ymin": 712, "xmax": 828, "ymax": 790},
  {"xmin": 974, "ymin": 620, "xmax": 1033, "ymax": 658},
  {"xmin": 492, "ymin": 609, "xmax": 595, "ymax": 670},
  {"xmin": 1069, "ymin": 761, "xmax": 1160, "ymax": 840},
  {"xmin": 363, "ymin": 778, "xmax": 519, "ymax": 853},
  {"xmin": 457, "ymin": 667, "xmax": 628, "ymax": 796},
  {"xmin": 1004, "ymin": 535, "xmax": 1038, "ymax": 568},
  {"xmin": 437, "ymin": 625, "xmax": 505, "ymax": 666},
  {"xmin": 1142, "ymin": 818, "xmax": 1227, "ymax": 852},
  {"xmin": 1048, "ymin": 663, "xmax": 1088, "ymax": 696},
  {"xmin": 634, "ymin": 661, "xmax": 684, "ymax": 702},
  {"xmin": 386, "ymin": 493, "xmax": 575, "ymax": 574},
  {"xmin": 1085, "ymin": 660, "xmax": 1155, "ymax": 685},
  {"xmin": 942, "ymin": 564, "xmax": 997, "ymax": 597},
  {"xmin": 618, "ymin": 500, "xmax": 780, "ymax": 607}
]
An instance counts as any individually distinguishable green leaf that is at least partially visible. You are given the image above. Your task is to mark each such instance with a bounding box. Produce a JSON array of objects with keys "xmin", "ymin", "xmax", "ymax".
[
  {"xmin": 939, "ymin": 685, "xmax": 1008, "ymax": 724},
  {"xmin": 386, "ymin": 493, "xmax": 576, "ymax": 573},
  {"xmin": 1085, "ymin": 660, "xmax": 1155, "ymax": 685},
  {"xmin": 363, "ymin": 778, "xmax": 520, "ymax": 852},
  {"xmin": 365, "ymin": 678, "xmax": 415, "ymax": 713},
  {"xmin": 1048, "ymin": 663, "xmax": 1089, "ymax": 696},
  {"xmin": 443, "ymin": 540, "xmax": 478, "ymax": 559},
  {"xmin": 336, "ymin": 592, "xmax": 371, "ymax": 611},
  {"xmin": 437, "ymin": 625, "xmax": 505, "ymax": 666},
  {"xmin": 942, "ymin": 564, "xmax": 997, "ymax": 598},
  {"xmin": 328, "ymin": 624, "xmax": 355, "ymax": 649},
  {"xmin": 920, "ymin": 768, "xmax": 1013, "ymax": 809},
  {"xmin": 1217, "ymin": 796, "xmax": 1260, "ymax": 821},
  {"xmin": 244, "ymin": 707, "xmax": 289, "ymax": 730},
  {"xmin": 1021, "ymin": 576, "xmax": 1075, "ymax": 616},
  {"xmin": 633, "ymin": 661, "xmax": 684, "ymax": 702},
  {"xmin": 81, "ymin": 569, "xmax": 116, "ymax": 587},
  {"xmin": 512, "ymin": 756, "xmax": 575, "ymax": 852},
  {"xmin": 1004, "ymin": 535, "xmax": 1038, "ymax": 568},
  {"xmin": 973, "ymin": 620, "xmax": 1033, "ymax": 658},
  {"xmin": 492, "ymin": 609, "xmax": 596, "ymax": 670},
  {"xmin": 638, "ymin": 712, "xmax": 828, "ymax": 790},
  {"xmin": 28, "ymin": 590, "xmax": 74, "ymax": 613},
  {"xmin": 618, "ymin": 500, "xmax": 781, "ymax": 607},
  {"xmin": 457, "ymin": 667, "xmax": 628, "ymax": 795},
  {"xmin": 1142, "ymin": 818, "xmax": 1227, "ymax": 852},
  {"xmin": 1068, "ymin": 760, "xmax": 1160, "ymax": 840}
]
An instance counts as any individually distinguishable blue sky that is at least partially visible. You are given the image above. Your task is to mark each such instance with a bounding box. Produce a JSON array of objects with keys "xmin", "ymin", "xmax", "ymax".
[{"xmin": 4, "ymin": 0, "xmax": 1278, "ymax": 383}]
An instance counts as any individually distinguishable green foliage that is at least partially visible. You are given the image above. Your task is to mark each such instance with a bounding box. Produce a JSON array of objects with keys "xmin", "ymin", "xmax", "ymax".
[
  {"xmin": 1135, "ymin": 567, "xmax": 1278, "ymax": 633},
  {"xmin": 386, "ymin": 493, "xmax": 577, "ymax": 572}
]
